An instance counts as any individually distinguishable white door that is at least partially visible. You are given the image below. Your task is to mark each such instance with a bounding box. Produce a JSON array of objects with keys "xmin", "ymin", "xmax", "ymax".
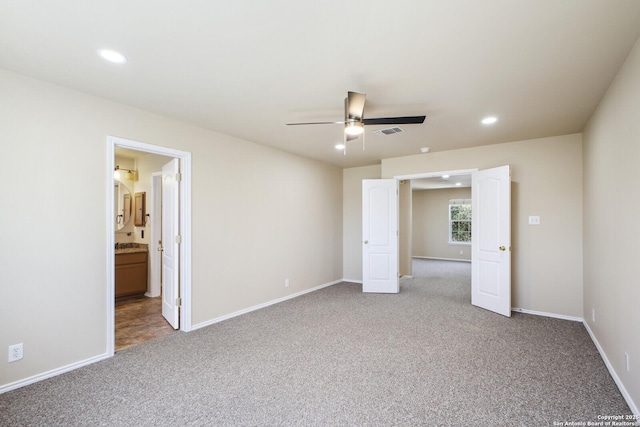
[
  {"xmin": 161, "ymin": 159, "xmax": 180, "ymax": 329},
  {"xmin": 362, "ymin": 179, "xmax": 399, "ymax": 293},
  {"xmin": 471, "ymin": 165, "xmax": 511, "ymax": 317}
]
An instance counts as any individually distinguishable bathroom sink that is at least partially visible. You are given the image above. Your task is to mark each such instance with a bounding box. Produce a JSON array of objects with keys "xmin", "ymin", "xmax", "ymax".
[{"xmin": 115, "ymin": 243, "xmax": 148, "ymax": 254}]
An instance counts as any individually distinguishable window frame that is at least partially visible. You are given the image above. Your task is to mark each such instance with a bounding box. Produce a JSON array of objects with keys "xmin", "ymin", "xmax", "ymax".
[{"xmin": 448, "ymin": 200, "xmax": 472, "ymax": 245}]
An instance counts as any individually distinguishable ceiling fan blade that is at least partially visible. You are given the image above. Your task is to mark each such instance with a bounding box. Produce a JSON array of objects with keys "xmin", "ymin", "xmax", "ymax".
[
  {"xmin": 363, "ymin": 115, "xmax": 426, "ymax": 125},
  {"xmin": 346, "ymin": 91, "xmax": 366, "ymax": 120},
  {"xmin": 286, "ymin": 121, "xmax": 345, "ymax": 126}
]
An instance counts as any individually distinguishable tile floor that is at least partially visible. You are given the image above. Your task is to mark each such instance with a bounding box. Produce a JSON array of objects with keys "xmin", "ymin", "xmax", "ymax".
[{"xmin": 115, "ymin": 295, "xmax": 176, "ymax": 351}]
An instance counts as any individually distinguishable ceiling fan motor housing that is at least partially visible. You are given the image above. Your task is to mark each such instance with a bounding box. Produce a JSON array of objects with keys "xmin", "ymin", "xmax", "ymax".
[{"xmin": 286, "ymin": 91, "xmax": 425, "ymax": 140}]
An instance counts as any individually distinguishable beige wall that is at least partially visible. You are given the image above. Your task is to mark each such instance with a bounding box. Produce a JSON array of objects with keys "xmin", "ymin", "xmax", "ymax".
[
  {"xmin": 342, "ymin": 164, "xmax": 381, "ymax": 281},
  {"xmin": 0, "ymin": 70, "xmax": 343, "ymax": 389},
  {"xmin": 412, "ymin": 187, "xmax": 472, "ymax": 261},
  {"xmin": 376, "ymin": 133, "xmax": 584, "ymax": 318},
  {"xmin": 583, "ymin": 35, "xmax": 640, "ymax": 411}
]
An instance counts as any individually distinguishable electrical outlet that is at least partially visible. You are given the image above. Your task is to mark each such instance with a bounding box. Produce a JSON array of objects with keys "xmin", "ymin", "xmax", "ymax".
[
  {"xmin": 459, "ymin": 250, "xmax": 464, "ymax": 255},
  {"xmin": 528, "ymin": 216, "xmax": 541, "ymax": 225},
  {"xmin": 8, "ymin": 343, "xmax": 23, "ymax": 362},
  {"xmin": 285, "ymin": 279, "xmax": 290, "ymax": 288}
]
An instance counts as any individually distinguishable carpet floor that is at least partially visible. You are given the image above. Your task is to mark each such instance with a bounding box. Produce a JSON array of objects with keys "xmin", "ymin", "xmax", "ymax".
[{"xmin": 0, "ymin": 260, "xmax": 632, "ymax": 426}]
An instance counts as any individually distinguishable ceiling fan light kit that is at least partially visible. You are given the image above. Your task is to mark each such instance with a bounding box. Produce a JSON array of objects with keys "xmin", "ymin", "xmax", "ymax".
[
  {"xmin": 344, "ymin": 121, "xmax": 364, "ymax": 136},
  {"xmin": 286, "ymin": 91, "xmax": 426, "ymax": 154}
]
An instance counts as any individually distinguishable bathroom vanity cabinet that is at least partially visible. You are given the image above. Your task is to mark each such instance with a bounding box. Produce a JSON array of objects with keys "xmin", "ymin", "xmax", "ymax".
[{"xmin": 115, "ymin": 251, "xmax": 148, "ymax": 298}]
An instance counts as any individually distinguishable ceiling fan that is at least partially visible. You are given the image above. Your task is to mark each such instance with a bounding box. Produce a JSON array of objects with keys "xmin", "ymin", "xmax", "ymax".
[{"xmin": 287, "ymin": 92, "xmax": 426, "ymax": 150}]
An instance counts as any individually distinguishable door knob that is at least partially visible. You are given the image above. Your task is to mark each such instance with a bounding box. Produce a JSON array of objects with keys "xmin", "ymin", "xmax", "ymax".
[
  {"xmin": 364, "ymin": 240, "xmax": 369, "ymax": 244},
  {"xmin": 499, "ymin": 246, "xmax": 506, "ymax": 251}
]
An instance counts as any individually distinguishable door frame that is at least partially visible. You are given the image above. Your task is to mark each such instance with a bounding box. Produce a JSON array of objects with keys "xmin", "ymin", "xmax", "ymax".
[
  {"xmin": 106, "ymin": 136, "xmax": 192, "ymax": 356},
  {"xmin": 147, "ymin": 172, "xmax": 162, "ymax": 298}
]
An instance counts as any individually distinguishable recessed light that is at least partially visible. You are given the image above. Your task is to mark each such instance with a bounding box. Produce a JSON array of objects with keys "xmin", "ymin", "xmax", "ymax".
[
  {"xmin": 455, "ymin": 182, "xmax": 462, "ymax": 186},
  {"xmin": 98, "ymin": 49, "xmax": 127, "ymax": 64},
  {"xmin": 481, "ymin": 116, "xmax": 497, "ymax": 125},
  {"xmin": 335, "ymin": 143, "xmax": 345, "ymax": 150},
  {"xmin": 420, "ymin": 147, "xmax": 430, "ymax": 153},
  {"xmin": 442, "ymin": 175, "xmax": 450, "ymax": 179}
]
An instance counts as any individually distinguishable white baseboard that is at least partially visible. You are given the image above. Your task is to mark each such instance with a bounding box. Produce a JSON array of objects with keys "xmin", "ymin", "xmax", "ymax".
[
  {"xmin": 0, "ymin": 353, "xmax": 110, "ymax": 394},
  {"xmin": 514, "ymin": 308, "xmax": 638, "ymax": 415},
  {"xmin": 583, "ymin": 321, "xmax": 639, "ymax": 416},
  {"xmin": 1, "ymin": 279, "xmax": 347, "ymax": 394},
  {"xmin": 191, "ymin": 279, "xmax": 343, "ymax": 331},
  {"xmin": 511, "ymin": 307, "xmax": 583, "ymax": 322},
  {"xmin": 9, "ymin": 282, "xmax": 632, "ymax": 420}
]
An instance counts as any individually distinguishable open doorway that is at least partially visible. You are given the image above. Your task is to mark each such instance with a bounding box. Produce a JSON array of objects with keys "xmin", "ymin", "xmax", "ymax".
[
  {"xmin": 107, "ymin": 136, "xmax": 192, "ymax": 356},
  {"xmin": 402, "ymin": 175, "xmax": 473, "ymax": 302},
  {"xmin": 397, "ymin": 170, "xmax": 474, "ymax": 277},
  {"xmin": 113, "ymin": 148, "xmax": 177, "ymax": 350},
  {"xmin": 401, "ymin": 173, "xmax": 472, "ymax": 278},
  {"xmin": 394, "ymin": 167, "xmax": 512, "ymax": 317}
]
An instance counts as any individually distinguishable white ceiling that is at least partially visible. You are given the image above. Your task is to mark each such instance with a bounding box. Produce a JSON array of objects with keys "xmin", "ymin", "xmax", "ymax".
[
  {"xmin": 2, "ymin": 1, "xmax": 640, "ymax": 168},
  {"xmin": 412, "ymin": 175, "xmax": 472, "ymax": 190}
]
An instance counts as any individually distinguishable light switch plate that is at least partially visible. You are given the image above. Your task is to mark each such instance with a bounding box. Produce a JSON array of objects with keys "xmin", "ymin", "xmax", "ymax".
[{"xmin": 528, "ymin": 216, "xmax": 541, "ymax": 225}]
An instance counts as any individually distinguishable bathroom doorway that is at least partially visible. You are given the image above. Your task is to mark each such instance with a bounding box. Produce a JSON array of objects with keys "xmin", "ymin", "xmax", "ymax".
[
  {"xmin": 107, "ymin": 136, "xmax": 192, "ymax": 355},
  {"xmin": 113, "ymin": 149, "xmax": 174, "ymax": 350}
]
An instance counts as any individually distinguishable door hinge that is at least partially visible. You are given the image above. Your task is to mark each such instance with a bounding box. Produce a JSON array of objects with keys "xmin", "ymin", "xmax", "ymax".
[
  {"xmin": 175, "ymin": 235, "xmax": 182, "ymax": 244},
  {"xmin": 176, "ymin": 172, "xmax": 182, "ymax": 182},
  {"xmin": 175, "ymin": 297, "xmax": 182, "ymax": 307}
]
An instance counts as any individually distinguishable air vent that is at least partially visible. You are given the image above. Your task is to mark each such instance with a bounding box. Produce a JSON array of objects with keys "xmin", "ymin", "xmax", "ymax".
[{"xmin": 373, "ymin": 126, "xmax": 404, "ymax": 136}]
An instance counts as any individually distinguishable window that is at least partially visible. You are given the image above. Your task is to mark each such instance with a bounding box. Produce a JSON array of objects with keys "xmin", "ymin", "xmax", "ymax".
[{"xmin": 449, "ymin": 199, "xmax": 472, "ymax": 244}]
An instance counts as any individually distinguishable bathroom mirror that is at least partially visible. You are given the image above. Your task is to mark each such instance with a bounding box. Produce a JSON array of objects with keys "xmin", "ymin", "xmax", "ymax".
[
  {"xmin": 115, "ymin": 180, "xmax": 132, "ymax": 230},
  {"xmin": 134, "ymin": 192, "xmax": 146, "ymax": 226}
]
